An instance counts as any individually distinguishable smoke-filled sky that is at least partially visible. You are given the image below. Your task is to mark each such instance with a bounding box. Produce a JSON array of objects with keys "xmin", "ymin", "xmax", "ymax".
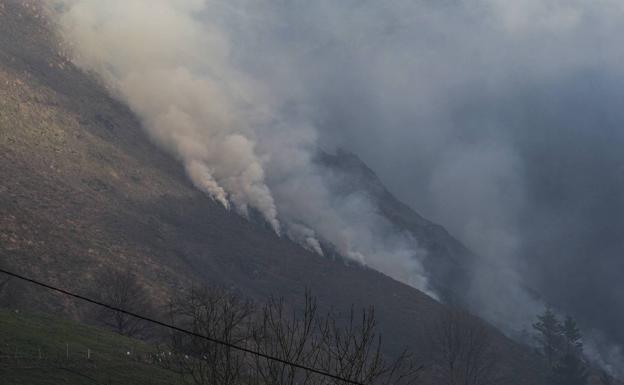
[{"xmin": 48, "ymin": 0, "xmax": 624, "ymax": 374}]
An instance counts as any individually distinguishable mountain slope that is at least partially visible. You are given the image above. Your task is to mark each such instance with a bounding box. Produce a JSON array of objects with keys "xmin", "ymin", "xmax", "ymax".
[
  {"xmin": 0, "ymin": 1, "xmax": 546, "ymax": 384},
  {"xmin": 318, "ymin": 150, "xmax": 476, "ymax": 301}
]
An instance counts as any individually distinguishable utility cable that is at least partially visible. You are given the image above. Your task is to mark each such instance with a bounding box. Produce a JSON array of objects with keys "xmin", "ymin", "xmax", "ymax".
[{"xmin": 0, "ymin": 268, "xmax": 364, "ymax": 385}]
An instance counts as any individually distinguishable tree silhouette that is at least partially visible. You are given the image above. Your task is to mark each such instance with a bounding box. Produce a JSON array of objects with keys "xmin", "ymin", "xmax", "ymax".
[
  {"xmin": 562, "ymin": 316, "xmax": 583, "ymax": 354},
  {"xmin": 533, "ymin": 308, "xmax": 563, "ymax": 368},
  {"xmin": 162, "ymin": 285, "xmax": 254, "ymax": 385},
  {"xmin": 92, "ymin": 267, "xmax": 154, "ymax": 337},
  {"xmin": 533, "ymin": 309, "xmax": 589, "ymax": 385},
  {"xmin": 162, "ymin": 288, "xmax": 423, "ymax": 385},
  {"xmin": 429, "ymin": 309, "xmax": 500, "ymax": 385}
]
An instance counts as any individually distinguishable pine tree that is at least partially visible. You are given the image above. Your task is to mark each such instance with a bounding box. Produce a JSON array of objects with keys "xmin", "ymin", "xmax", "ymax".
[
  {"xmin": 533, "ymin": 307, "xmax": 564, "ymax": 368},
  {"xmin": 562, "ymin": 315, "xmax": 583, "ymax": 354}
]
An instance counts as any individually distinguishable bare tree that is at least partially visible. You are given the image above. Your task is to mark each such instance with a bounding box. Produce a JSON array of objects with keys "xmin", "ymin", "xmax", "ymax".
[
  {"xmin": 249, "ymin": 292, "xmax": 323, "ymax": 385},
  {"xmin": 251, "ymin": 291, "xmax": 421, "ymax": 385},
  {"xmin": 161, "ymin": 285, "xmax": 254, "ymax": 385},
  {"xmin": 429, "ymin": 309, "xmax": 500, "ymax": 385},
  {"xmin": 317, "ymin": 306, "xmax": 422, "ymax": 385},
  {"xmin": 92, "ymin": 267, "xmax": 154, "ymax": 337},
  {"xmin": 162, "ymin": 287, "xmax": 422, "ymax": 385}
]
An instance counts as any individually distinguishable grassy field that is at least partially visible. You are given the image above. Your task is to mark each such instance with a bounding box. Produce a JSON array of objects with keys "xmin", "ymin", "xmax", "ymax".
[{"xmin": 0, "ymin": 308, "xmax": 179, "ymax": 385}]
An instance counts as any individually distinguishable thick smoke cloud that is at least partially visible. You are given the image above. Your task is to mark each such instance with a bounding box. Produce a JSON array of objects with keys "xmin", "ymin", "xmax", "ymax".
[
  {"xmin": 46, "ymin": 0, "xmax": 434, "ymax": 296},
  {"xmin": 48, "ymin": 0, "xmax": 624, "ymax": 374},
  {"xmin": 50, "ymin": 0, "xmax": 281, "ymax": 232}
]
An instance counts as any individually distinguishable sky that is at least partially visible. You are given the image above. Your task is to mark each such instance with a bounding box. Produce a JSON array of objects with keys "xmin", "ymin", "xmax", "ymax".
[{"xmin": 49, "ymin": 0, "xmax": 624, "ymax": 375}]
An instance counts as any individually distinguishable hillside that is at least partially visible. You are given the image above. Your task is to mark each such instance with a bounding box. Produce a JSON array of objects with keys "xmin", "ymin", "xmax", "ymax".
[
  {"xmin": 0, "ymin": 1, "xmax": 555, "ymax": 384},
  {"xmin": 0, "ymin": 309, "xmax": 179, "ymax": 384},
  {"xmin": 318, "ymin": 150, "xmax": 476, "ymax": 302}
]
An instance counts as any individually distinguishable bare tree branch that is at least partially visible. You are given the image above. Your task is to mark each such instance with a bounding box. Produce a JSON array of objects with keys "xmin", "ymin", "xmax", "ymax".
[
  {"xmin": 161, "ymin": 287, "xmax": 422, "ymax": 385},
  {"xmin": 428, "ymin": 309, "xmax": 501, "ymax": 385},
  {"xmin": 160, "ymin": 285, "xmax": 254, "ymax": 385},
  {"xmin": 91, "ymin": 267, "xmax": 154, "ymax": 337}
]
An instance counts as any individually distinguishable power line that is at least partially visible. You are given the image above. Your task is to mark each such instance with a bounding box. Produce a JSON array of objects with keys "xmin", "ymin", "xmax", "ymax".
[{"xmin": 0, "ymin": 268, "xmax": 365, "ymax": 385}]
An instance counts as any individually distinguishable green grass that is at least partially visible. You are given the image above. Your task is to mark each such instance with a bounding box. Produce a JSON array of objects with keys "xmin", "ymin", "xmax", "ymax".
[{"xmin": 0, "ymin": 309, "xmax": 180, "ymax": 385}]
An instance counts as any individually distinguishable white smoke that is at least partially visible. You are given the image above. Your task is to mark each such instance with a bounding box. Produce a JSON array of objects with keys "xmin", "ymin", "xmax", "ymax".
[
  {"xmin": 49, "ymin": 0, "xmax": 281, "ymax": 232},
  {"xmin": 46, "ymin": 0, "xmax": 434, "ymax": 295}
]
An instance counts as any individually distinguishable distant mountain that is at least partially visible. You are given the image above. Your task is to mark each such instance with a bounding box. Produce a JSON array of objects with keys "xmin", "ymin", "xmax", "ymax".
[
  {"xmin": 318, "ymin": 150, "xmax": 476, "ymax": 302},
  {"xmin": 0, "ymin": 1, "xmax": 551, "ymax": 384}
]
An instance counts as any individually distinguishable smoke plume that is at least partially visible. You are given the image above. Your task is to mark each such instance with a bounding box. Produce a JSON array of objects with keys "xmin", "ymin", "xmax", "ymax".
[
  {"xmin": 48, "ymin": 0, "xmax": 624, "ymax": 373},
  {"xmin": 49, "ymin": 0, "xmax": 281, "ymax": 232},
  {"xmin": 47, "ymin": 0, "xmax": 434, "ymax": 296}
]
